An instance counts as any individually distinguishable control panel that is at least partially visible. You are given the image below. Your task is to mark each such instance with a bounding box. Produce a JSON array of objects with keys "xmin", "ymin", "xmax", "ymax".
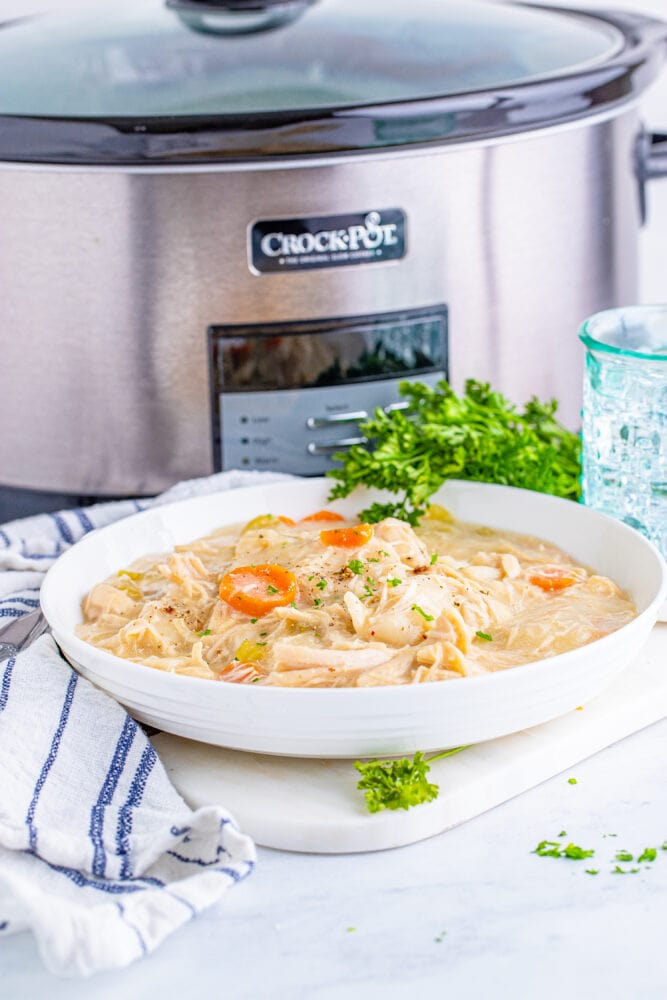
[{"xmin": 209, "ymin": 306, "xmax": 447, "ymax": 476}]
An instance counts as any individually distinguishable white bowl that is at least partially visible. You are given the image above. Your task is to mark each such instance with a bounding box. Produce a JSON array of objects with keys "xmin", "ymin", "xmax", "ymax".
[{"xmin": 40, "ymin": 479, "xmax": 667, "ymax": 758}]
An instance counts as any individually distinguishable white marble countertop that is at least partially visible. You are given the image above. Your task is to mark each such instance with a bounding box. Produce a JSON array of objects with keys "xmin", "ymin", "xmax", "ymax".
[{"xmin": 1, "ymin": 717, "xmax": 665, "ymax": 999}]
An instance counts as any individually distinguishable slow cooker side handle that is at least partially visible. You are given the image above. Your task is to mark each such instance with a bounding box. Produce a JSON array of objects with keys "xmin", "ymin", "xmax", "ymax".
[{"xmin": 637, "ymin": 131, "xmax": 667, "ymax": 223}]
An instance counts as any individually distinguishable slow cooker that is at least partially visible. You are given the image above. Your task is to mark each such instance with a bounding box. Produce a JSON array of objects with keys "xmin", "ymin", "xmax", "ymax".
[{"xmin": 1, "ymin": 0, "xmax": 667, "ymax": 520}]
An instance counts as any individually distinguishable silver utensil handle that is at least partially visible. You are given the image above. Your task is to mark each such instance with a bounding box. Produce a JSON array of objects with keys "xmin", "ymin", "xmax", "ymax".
[{"xmin": 0, "ymin": 608, "xmax": 48, "ymax": 661}]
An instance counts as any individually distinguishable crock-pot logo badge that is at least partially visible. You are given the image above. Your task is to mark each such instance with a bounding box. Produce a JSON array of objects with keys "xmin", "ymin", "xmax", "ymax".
[
  {"xmin": 250, "ymin": 209, "xmax": 406, "ymax": 273},
  {"xmin": 260, "ymin": 213, "xmax": 396, "ymax": 257}
]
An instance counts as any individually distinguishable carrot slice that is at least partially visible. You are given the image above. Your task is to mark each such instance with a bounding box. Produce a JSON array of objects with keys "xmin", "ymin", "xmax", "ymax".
[
  {"xmin": 301, "ymin": 510, "xmax": 346, "ymax": 523},
  {"xmin": 319, "ymin": 523, "xmax": 374, "ymax": 548},
  {"xmin": 219, "ymin": 564, "xmax": 297, "ymax": 617},
  {"xmin": 529, "ymin": 566, "xmax": 582, "ymax": 592},
  {"xmin": 216, "ymin": 662, "xmax": 262, "ymax": 684}
]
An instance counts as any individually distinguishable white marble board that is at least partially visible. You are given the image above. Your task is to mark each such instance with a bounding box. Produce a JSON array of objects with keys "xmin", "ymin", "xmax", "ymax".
[{"xmin": 153, "ymin": 624, "xmax": 667, "ymax": 854}]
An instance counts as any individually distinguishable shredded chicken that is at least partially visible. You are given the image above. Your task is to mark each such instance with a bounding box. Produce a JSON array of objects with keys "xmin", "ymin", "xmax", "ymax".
[
  {"xmin": 77, "ymin": 509, "xmax": 636, "ymax": 687},
  {"xmin": 83, "ymin": 583, "xmax": 136, "ymax": 620}
]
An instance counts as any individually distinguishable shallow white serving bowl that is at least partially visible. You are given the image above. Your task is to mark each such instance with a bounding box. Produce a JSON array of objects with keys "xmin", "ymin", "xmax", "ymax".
[{"xmin": 41, "ymin": 479, "xmax": 666, "ymax": 758}]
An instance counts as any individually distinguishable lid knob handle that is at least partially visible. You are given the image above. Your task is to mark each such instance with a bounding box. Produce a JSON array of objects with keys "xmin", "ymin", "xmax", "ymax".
[{"xmin": 165, "ymin": 0, "xmax": 318, "ymax": 35}]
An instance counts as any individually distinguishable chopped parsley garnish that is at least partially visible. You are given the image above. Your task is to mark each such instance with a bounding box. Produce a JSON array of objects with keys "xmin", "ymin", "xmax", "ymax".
[
  {"xmin": 316, "ymin": 579, "xmax": 327, "ymax": 590},
  {"xmin": 348, "ymin": 559, "xmax": 364, "ymax": 575},
  {"xmin": 475, "ymin": 630, "xmax": 493, "ymax": 641},
  {"xmin": 534, "ymin": 840, "xmax": 594, "ymax": 860},
  {"xmin": 289, "ymin": 601, "xmax": 297, "ymax": 608},
  {"xmin": 313, "ymin": 598, "xmax": 323, "ymax": 608},
  {"xmin": 568, "ymin": 777, "xmax": 577, "ymax": 785},
  {"xmin": 361, "ymin": 585, "xmax": 375, "ymax": 599},
  {"xmin": 434, "ymin": 931, "xmax": 447, "ymax": 943},
  {"xmin": 256, "ymin": 641, "xmax": 267, "ymax": 647},
  {"xmin": 534, "ymin": 834, "xmax": 665, "ymax": 876},
  {"xmin": 354, "ymin": 746, "xmax": 465, "ymax": 813},
  {"xmin": 534, "ymin": 840, "xmax": 561, "ymax": 858},
  {"xmin": 430, "ymin": 553, "xmax": 439, "ymax": 565},
  {"xmin": 250, "ymin": 618, "xmax": 258, "ymax": 624},
  {"xmin": 196, "ymin": 629, "xmax": 212, "ymax": 637},
  {"xmin": 411, "ymin": 603, "xmax": 434, "ymax": 622},
  {"xmin": 251, "ymin": 677, "xmax": 260, "ymax": 683},
  {"xmin": 563, "ymin": 844, "xmax": 594, "ymax": 860},
  {"xmin": 558, "ymin": 830, "xmax": 567, "ymax": 838},
  {"xmin": 267, "ymin": 584, "xmax": 279, "ymax": 595},
  {"xmin": 388, "ymin": 578, "xmax": 402, "ymax": 587}
]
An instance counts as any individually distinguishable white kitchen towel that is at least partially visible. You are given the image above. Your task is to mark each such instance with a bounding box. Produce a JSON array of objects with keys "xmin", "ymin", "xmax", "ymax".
[{"xmin": 0, "ymin": 470, "xmax": 293, "ymax": 976}]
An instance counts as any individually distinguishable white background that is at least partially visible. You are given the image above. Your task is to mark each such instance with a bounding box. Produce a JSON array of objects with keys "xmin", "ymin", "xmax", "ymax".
[{"xmin": 1, "ymin": 0, "xmax": 666, "ymax": 300}]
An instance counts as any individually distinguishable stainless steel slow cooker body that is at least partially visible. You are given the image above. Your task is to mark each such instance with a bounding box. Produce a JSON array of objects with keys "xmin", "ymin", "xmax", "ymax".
[{"xmin": 0, "ymin": 0, "xmax": 666, "ymax": 508}]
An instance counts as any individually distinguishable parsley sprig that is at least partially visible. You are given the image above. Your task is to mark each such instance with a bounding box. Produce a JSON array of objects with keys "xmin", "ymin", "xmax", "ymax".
[
  {"xmin": 328, "ymin": 379, "xmax": 581, "ymax": 524},
  {"xmin": 354, "ymin": 746, "xmax": 466, "ymax": 813}
]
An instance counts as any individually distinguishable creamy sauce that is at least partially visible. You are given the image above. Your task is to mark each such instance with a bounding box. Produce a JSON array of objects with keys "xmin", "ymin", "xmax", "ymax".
[{"xmin": 77, "ymin": 509, "xmax": 636, "ymax": 687}]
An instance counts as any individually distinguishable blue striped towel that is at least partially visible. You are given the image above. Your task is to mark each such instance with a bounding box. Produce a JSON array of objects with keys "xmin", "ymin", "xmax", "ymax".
[{"xmin": 0, "ymin": 470, "xmax": 293, "ymax": 976}]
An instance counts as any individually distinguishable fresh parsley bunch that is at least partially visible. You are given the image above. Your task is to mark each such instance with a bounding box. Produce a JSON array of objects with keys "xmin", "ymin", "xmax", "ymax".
[{"xmin": 328, "ymin": 379, "xmax": 581, "ymax": 524}]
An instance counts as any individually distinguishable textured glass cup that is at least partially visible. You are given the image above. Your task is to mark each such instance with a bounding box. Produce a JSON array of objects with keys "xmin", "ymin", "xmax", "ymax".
[{"xmin": 579, "ymin": 306, "xmax": 667, "ymax": 558}]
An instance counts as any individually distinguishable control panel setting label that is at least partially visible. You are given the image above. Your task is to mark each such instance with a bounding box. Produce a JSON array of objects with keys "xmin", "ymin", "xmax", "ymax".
[{"xmin": 250, "ymin": 209, "xmax": 406, "ymax": 273}]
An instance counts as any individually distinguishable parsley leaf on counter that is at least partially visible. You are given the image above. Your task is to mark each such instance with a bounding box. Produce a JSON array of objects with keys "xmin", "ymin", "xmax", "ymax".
[
  {"xmin": 534, "ymin": 840, "xmax": 562, "ymax": 858},
  {"xmin": 328, "ymin": 379, "xmax": 582, "ymax": 524},
  {"xmin": 563, "ymin": 844, "xmax": 595, "ymax": 860},
  {"xmin": 534, "ymin": 834, "xmax": 666, "ymax": 876},
  {"xmin": 534, "ymin": 840, "xmax": 594, "ymax": 860},
  {"xmin": 615, "ymin": 850, "xmax": 634, "ymax": 863},
  {"xmin": 355, "ymin": 746, "xmax": 466, "ymax": 813}
]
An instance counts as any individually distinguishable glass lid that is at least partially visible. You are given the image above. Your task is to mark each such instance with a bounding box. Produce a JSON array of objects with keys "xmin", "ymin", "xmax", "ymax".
[
  {"xmin": 0, "ymin": 0, "xmax": 665, "ymax": 164},
  {"xmin": 0, "ymin": 0, "xmax": 624, "ymax": 118}
]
